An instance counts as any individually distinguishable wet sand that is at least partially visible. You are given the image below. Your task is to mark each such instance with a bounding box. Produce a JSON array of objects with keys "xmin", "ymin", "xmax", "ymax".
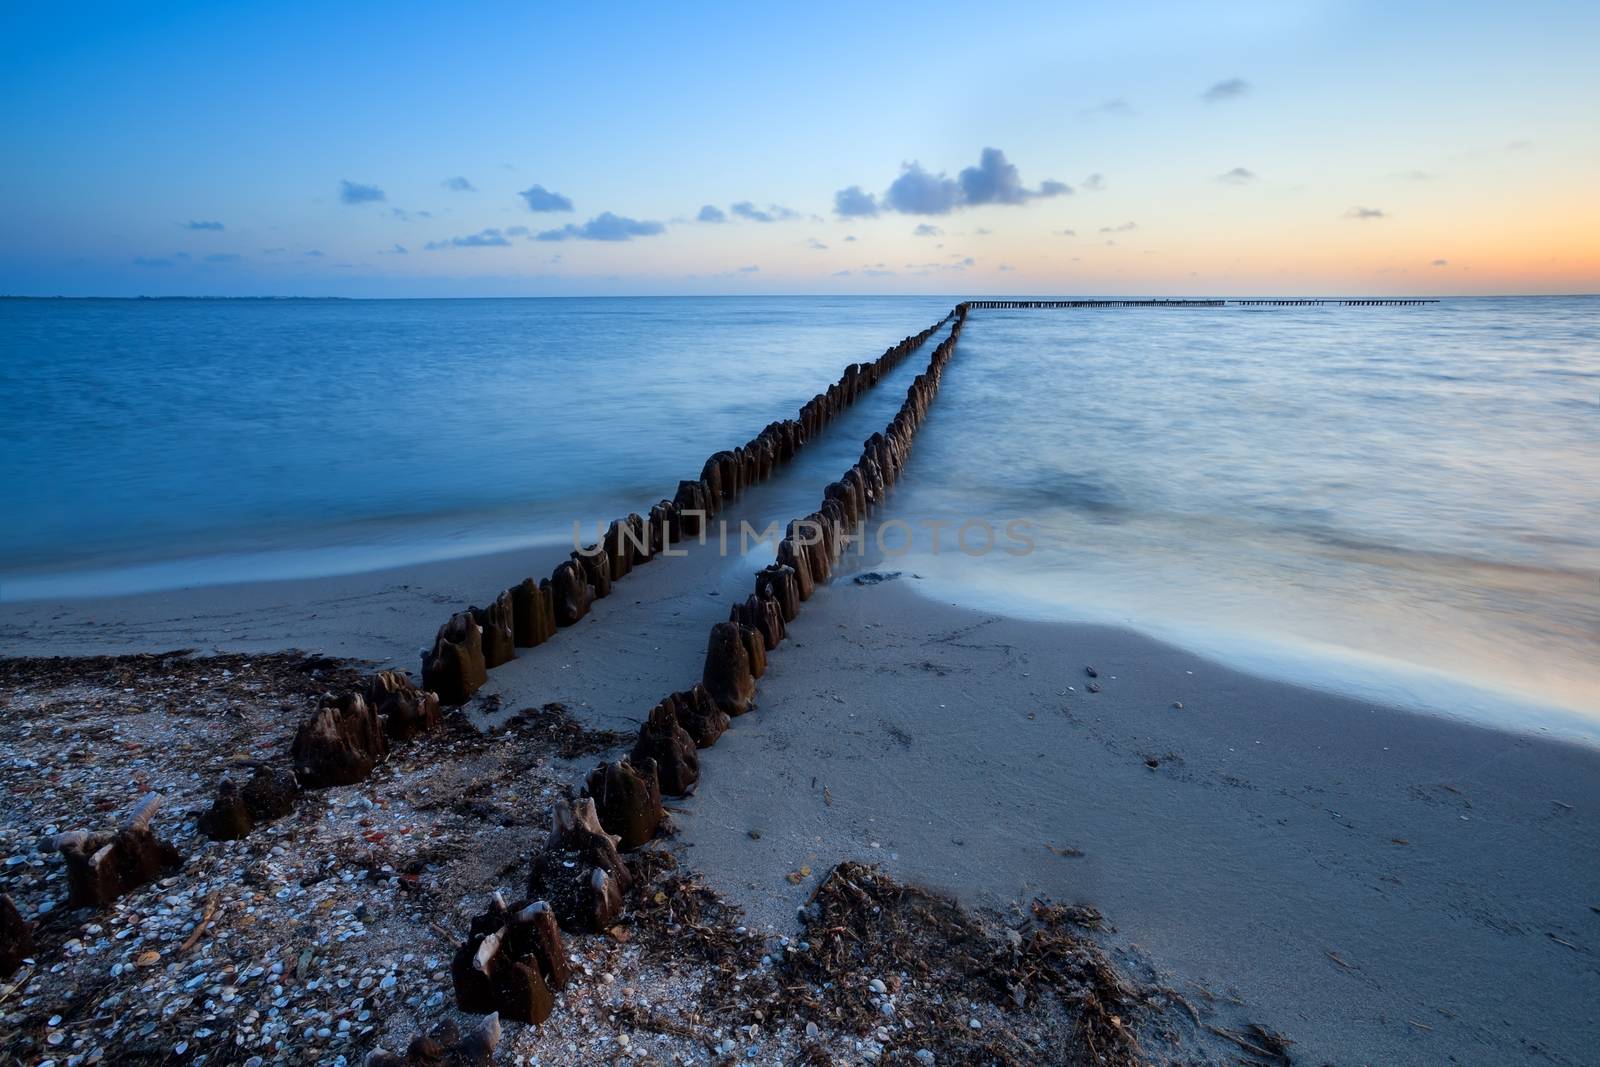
[{"xmin": 4, "ymin": 409, "xmax": 1598, "ymax": 1065}]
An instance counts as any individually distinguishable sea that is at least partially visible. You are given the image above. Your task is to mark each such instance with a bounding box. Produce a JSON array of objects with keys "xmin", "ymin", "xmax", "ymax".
[{"xmin": 2, "ymin": 295, "xmax": 1596, "ymax": 733}]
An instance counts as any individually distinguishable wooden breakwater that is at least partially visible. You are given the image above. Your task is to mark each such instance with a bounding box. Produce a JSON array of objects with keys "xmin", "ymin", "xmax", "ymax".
[
  {"xmin": 966, "ymin": 299, "xmax": 1225, "ymax": 308},
  {"xmin": 966, "ymin": 297, "xmax": 1438, "ymax": 309}
]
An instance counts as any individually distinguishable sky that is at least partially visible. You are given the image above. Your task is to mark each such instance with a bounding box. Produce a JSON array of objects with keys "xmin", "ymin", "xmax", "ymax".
[{"xmin": 2, "ymin": 0, "xmax": 1597, "ymax": 297}]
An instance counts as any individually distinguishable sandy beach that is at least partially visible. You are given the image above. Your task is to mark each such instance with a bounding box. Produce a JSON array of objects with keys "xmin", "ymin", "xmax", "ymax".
[{"xmin": 4, "ymin": 429, "xmax": 1597, "ymax": 1064}]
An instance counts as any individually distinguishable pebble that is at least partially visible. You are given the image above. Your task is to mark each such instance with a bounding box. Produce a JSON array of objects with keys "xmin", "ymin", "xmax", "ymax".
[
  {"xmin": 868, "ymin": 978, "xmax": 887, "ymax": 994},
  {"xmin": 968, "ymin": 1018, "xmax": 981, "ymax": 1030},
  {"xmin": 916, "ymin": 1051, "xmax": 935, "ymax": 1064}
]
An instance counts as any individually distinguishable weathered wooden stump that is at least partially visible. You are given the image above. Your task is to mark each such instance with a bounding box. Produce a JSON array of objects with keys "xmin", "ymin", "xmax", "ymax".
[
  {"xmin": 777, "ymin": 537, "xmax": 815, "ymax": 601},
  {"xmin": 630, "ymin": 702, "xmax": 699, "ymax": 796},
  {"xmin": 364, "ymin": 1014, "xmax": 502, "ymax": 1067},
  {"xmin": 510, "ymin": 578, "xmax": 557, "ymax": 647},
  {"xmin": 423, "ymin": 612, "xmax": 488, "ymax": 705},
  {"xmin": 55, "ymin": 795, "xmax": 182, "ymax": 908},
  {"xmin": 738, "ymin": 621, "xmax": 767, "ymax": 680},
  {"xmin": 584, "ymin": 758, "xmax": 663, "ymax": 849},
  {"xmin": 605, "ymin": 519, "xmax": 635, "ymax": 582},
  {"xmin": 756, "ymin": 563, "xmax": 800, "ymax": 623},
  {"xmin": 452, "ymin": 894, "xmax": 570, "ymax": 1026},
  {"xmin": 364, "ymin": 669, "xmax": 441, "ymax": 742},
  {"xmin": 702, "ymin": 620, "xmax": 756, "ymax": 715},
  {"xmin": 470, "ymin": 592, "xmax": 517, "ymax": 669},
  {"xmin": 574, "ymin": 547, "xmax": 612, "ymax": 599},
  {"xmin": 291, "ymin": 691, "xmax": 387, "ymax": 787},
  {"xmin": 1, "ymin": 894, "xmax": 34, "ymax": 977},
  {"xmin": 664, "ymin": 685, "xmax": 729, "ymax": 748},
  {"xmin": 549, "ymin": 560, "xmax": 593, "ymax": 627},
  {"xmin": 201, "ymin": 765, "xmax": 300, "ymax": 840},
  {"xmin": 527, "ymin": 798, "xmax": 631, "ymax": 932}
]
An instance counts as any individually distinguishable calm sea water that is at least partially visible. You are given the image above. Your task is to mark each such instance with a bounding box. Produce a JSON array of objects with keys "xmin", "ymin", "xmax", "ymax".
[
  {"xmin": 2, "ymin": 295, "xmax": 1596, "ymax": 728},
  {"xmin": 889, "ymin": 297, "xmax": 1599, "ymax": 730}
]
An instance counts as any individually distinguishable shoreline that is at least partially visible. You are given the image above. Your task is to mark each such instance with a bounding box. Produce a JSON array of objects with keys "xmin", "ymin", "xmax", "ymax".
[
  {"xmin": 3, "ymin": 528, "xmax": 1598, "ymax": 1062},
  {"xmin": 6, "ymin": 531, "xmax": 1593, "ymax": 747}
]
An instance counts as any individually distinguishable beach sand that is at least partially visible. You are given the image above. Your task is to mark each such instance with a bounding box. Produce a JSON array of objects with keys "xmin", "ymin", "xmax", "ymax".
[{"xmin": 3, "ymin": 421, "xmax": 1597, "ymax": 1064}]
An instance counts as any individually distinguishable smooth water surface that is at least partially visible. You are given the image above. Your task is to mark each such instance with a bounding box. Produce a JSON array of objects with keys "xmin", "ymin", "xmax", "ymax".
[{"xmin": 2, "ymin": 295, "xmax": 1595, "ymax": 728}]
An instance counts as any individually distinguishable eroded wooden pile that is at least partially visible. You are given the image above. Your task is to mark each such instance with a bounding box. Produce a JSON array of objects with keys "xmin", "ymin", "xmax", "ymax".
[{"xmin": 414, "ymin": 310, "xmax": 958, "ymax": 707}]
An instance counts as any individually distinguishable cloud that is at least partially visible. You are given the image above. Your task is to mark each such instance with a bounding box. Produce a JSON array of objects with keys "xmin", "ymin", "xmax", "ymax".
[
  {"xmin": 1431, "ymin": 258, "xmax": 1449, "ymax": 267},
  {"xmin": 833, "ymin": 185, "xmax": 880, "ymax": 218},
  {"xmin": 389, "ymin": 207, "xmax": 432, "ymax": 222},
  {"xmin": 204, "ymin": 253, "xmax": 241, "ymax": 263},
  {"xmin": 1201, "ymin": 78, "xmax": 1250, "ymax": 103},
  {"xmin": 998, "ymin": 264, "xmax": 1015, "ymax": 271},
  {"xmin": 1056, "ymin": 228, "xmax": 1078, "ymax": 237},
  {"xmin": 505, "ymin": 225, "xmax": 529, "ymax": 237},
  {"xmin": 133, "ymin": 256, "xmax": 175, "ymax": 268},
  {"xmin": 535, "ymin": 212, "xmax": 666, "ymax": 241},
  {"xmin": 443, "ymin": 176, "xmax": 475, "ymax": 192},
  {"xmin": 959, "ymin": 148, "xmax": 1037, "ymax": 206},
  {"xmin": 885, "ymin": 163, "xmax": 961, "ymax": 214},
  {"xmin": 1098, "ymin": 221, "xmax": 1137, "ymax": 233},
  {"xmin": 303, "ymin": 250, "xmax": 324, "ymax": 257},
  {"xmin": 339, "ymin": 180, "xmax": 385, "ymax": 205},
  {"xmin": 843, "ymin": 234, "xmax": 857, "ymax": 242},
  {"xmin": 1081, "ymin": 173, "xmax": 1105, "ymax": 191},
  {"xmin": 861, "ymin": 268, "xmax": 895, "ymax": 277},
  {"xmin": 831, "ymin": 270, "xmax": 853, "ymax": 277},
  {"xmin": 424, "ymin": 228, "xmax": 513, "ymax": 250},
  {"xmin": 730, "ymin": 201, "xmax": 798, "ymax": 223},
  {"xmin": 1216, "ymin": 166, "xmax": 1257, "ymax": 184},
  {"xmin": 697, "ymin": 204, "xmax": 727, "ymax": 223},
  {"xmin": 1079, "ymin": 97, "xmax": 1134, "ymax": 118},
  {"xmin": 738, "ymin": 265, "xmax": 760, "ymax": 273},
  {"xmin": 807, "ymin": 238, "xmax": 829, "ymax": 250},
  {"xmin": 184, "ymin": 220, "xmax": 224, "ymax": 231},
  {"xmin": 1344, "ymin": 206, "xmax": 1388, "ymax": 220},
  {"xmin": 912, "ymin": 223, "xmax": 943, "ymax": 237},
  {"xmin": 868, "ymin": 149, "xmax": 1067, "ymax": 215},
  {"xmin": 385, "ymin": 244, "xmax": 409, "ymax": 255},
  {"xmin": 519, "ymin": 185, "xmax": 574, "ymax": 212}
]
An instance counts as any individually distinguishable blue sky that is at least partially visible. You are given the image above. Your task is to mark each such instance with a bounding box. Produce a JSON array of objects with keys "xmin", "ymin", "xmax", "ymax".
[{"xmin": 2, "ymin": 0, "xmax": 1597, "ymax": 296}]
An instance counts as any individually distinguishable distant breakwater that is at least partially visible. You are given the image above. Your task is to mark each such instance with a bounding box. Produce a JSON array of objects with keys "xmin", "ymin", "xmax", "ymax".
[{"xmin": 964, "ymin": 297, "xmax": 1439, "ymax": 308}]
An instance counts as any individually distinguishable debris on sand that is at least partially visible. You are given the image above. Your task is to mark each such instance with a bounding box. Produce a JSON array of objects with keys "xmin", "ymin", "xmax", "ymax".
[
  {"xmin": 1, "ymin": 649, "xmax": 1285, "ymax": 1066},
  {"xmin": 853, "ymin": 571, "xmax": 903, "ymax": 585}
]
